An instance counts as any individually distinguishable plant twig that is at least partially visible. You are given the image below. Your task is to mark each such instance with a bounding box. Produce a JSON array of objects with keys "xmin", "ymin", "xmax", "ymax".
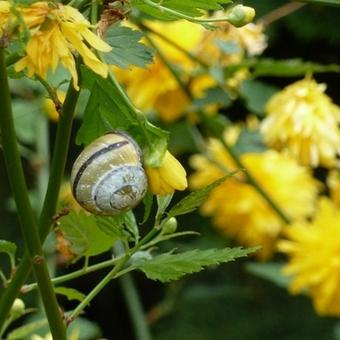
[
  {"xmin": 0, "ymin": 69, "xmax": 80, "ymax": 332},
  {"xmin": 258, "ymin": 2, "xmax": 306, "ymax": 27},
  {"xmin": 0, "ymin": 46, "xmax": 67, "ymax": 339}
]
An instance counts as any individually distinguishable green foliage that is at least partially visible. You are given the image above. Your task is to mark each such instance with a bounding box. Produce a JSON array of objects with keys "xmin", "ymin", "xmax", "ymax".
[
  {"xmin": 239, "ymin": 79, "xmax": 278, "ymax": 116},
  {"xmin": 0, "ymin": 240, "xmax": 16, "ymax": 269},
  {"xmin": 132, "ymin": 0, "xmax": 231, "ymax": 21},
  {"xmin": 252, "ymin": 58, "xmax": 340, "ymax": 77},
  {"xmin": 54, "ymin": 287, "xmax": 86, "ymax": 302},
  {"xmin": 76, "ymin": 67, "xmax": 169, "ymax": 166},
  {"xmin": 6, "ymin": 319, "xmax": 48, "ymax": 340},
  {"xmin": 101, "ymin": 24, "xmax": 153, "ymax": 68},
  {"xmin": 245, "ymin": 262, "xmax": 291, "ymax": 288},
  {"xmin": 59, "ymin": 211, "xmax": 122, "ymax": 258},
  {"xmin": 134, "ymin": 247, "xmax": 257, "ymax": 282},
  {"xmin": 303, "ymin": 0, "xmax": 340, "ymax": 6},
  {"xmin": 167, "ymin": 175, "xmax": 235, "ymax": 218},
  {"xmin": 233, "ymin": 129, "xmax": 267, "ymax": 154}
]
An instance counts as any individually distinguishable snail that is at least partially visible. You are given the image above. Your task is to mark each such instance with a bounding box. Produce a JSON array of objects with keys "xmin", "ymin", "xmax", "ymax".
[{"xmin": 70, "ymin": 131, "xmax": 147, "ymax": 215}]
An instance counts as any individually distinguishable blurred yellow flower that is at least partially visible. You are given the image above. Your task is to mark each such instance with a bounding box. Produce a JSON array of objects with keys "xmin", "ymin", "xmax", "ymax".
[
  {"xmin": 0, "ymin": 1, "xmax": 9, "ymax": 30},
  {"xmin": 190, "ymin": 138, "xmax": 319, "ymax": 259},
  {"xmin": 15, "ymin": 2, "xmax": 111, "ymax": 90},
  {"xmin": 261, "ymin": 77, "xmax": 340, "ymax": 167},
  {"xmin": 278, "ymin": 197, "xmax": 340, "ymax": 316},
  {"xmin": 198, "ymin": 21, "xmax": 267, "ymax": 66},
  {"xmin": 145, "ymin": 151, "xmax": 187, "ymax": 195}
]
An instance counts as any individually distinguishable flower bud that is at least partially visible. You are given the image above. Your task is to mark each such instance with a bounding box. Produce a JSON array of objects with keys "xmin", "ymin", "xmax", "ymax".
[
  {"xmin": 227, "ymin": 5, "xmax": 255, "ymax": 28},
  {"xmin": 10, "ymin": 298, "xmax": 25, "ymax": 319},
  {"xmin": 162, "ymin": 217, "xmax": 178, "ymax": 234}
]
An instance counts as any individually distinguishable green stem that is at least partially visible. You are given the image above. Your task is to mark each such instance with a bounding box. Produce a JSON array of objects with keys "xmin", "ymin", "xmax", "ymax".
[
  {"xmin": 23, "ymin": 256, "xmax": 123, "ymax": 292},
  {"xmin": 119, "ymin": 273, "xmax": 152, "ymax": 340},
  {"xmin": 0, "ymin": 70, "xmax": 80, "ymax": 331},
  {"xmin": 0, "ymin": 47, "xmax": 66, "ymax": 338},
  {"xmin": 66, "ymin": 254, "xmax": 130, "ymax": 323},
  {"xmin": 115, "ymin": 242, "xmax": 151, "ymax": 340}
]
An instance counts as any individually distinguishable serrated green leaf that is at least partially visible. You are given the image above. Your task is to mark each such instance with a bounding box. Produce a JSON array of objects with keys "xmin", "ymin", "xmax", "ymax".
[
  {"xmin": 102, "ymin": 24, "xmax": 153, "ymax": 68},
  {"xmin": 239, "ymin": 80, "xmax": 278, "ymax": 117},
  {"xmin": 59, "ymin": 211, "xmax": 121, "ymax": 258},
  {"xmin": 191, "ymin": 86, "xmax": 232, "ymax": 111},
  {"xmin": 245, "ymin": 262, "xmax": 291, "ymax": 289},
  {"xmin": 135, "ymin": 247, "xmax": 257, "ymax": 282},
  {"xmin": 132, "ymin": 0, "xmax": 231, "ymax": 21},
  {"xmin": 167, "ymin": 175, "xmax": 235, "ymax": 218},
  {"xmin": 96, "ymin": 215, "xmax": 127, "ymax": 239},
  {"xmin": 77, "ymin": 67, "xmax": 169, "ymax": 167},
  {"xmin": 7, "ymin": 319, "xmax": 47, "ymax": 339},
  {"xmin": 54, "ymin": 286, "xmax": 86, "ymax": 302},
  {"xmin": 252, "ymin": 58, "xmax": 340, "ymax": 77}
]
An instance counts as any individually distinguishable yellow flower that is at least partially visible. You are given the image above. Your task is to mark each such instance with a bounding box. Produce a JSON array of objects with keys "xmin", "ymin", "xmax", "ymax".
[
  {"xmin": 190, "ymin": 138, "xmax": 319, "ymax": 259},
  {"xmin": 0, "ymin": 1, "xmax": 10, "ymax": 31},
  {"xmin": 327, "ymin": 170, "xmax": 340, "ymax": 207},
  {"xmin": 15, "ymin": 2, "xmax": 111, "ymax": 90},
  {"xmin": 114, "ymin": 20, "xmax": 205, "ymax": 122},
  {"xmin": 278, "ymin": 197, "xmax": 340, "ymax": 316},
  {"xmin": 198, "ymin": 21, "xmax": 267, "ymax": 66},
  {"xmin": 145, "ymin": 151, "xmax": 187, "ymax": 195},
  {"xmin": 261, "ymin": 77, "xmax": 340, "ymax": 168},
  {"xmin": 43, "ymin": 90, "xmax": 66, "ymax": 122}
]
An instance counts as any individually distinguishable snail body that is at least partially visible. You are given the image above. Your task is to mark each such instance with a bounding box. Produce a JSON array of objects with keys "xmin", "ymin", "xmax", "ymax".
[{"xmin": 70, "ymin": 132, "xmax": 147, "ymax": 215}]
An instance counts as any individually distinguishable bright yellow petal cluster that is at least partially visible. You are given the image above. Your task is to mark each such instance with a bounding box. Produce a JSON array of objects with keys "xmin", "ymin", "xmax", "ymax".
[
  {"xmin": 146, "ymin": 151, "xmax": 188, "ymax": 195},
  {"xmin": 190, "ymin": 138, "xmax": 319, "ymax": 259},
  {"xmin": 261, "ymin": 77, "xmax": 340, "ymax": 167},
  {"xmin": 278, "ymin": 197, "xmax": 340, "ymax": 316},
  {"xmin": 14, "ymin": 2, "xmax": 111, "ymax": 90}
]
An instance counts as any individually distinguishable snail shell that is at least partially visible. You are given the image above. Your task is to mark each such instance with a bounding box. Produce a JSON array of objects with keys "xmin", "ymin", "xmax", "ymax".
[{"xmin": 70, "ymin": 132, "xmax": 147, "ymax": 215}]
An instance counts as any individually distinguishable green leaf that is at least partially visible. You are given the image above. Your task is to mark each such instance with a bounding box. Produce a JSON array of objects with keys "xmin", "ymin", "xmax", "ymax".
[
  {"xmin": 135, "ymin": 247, "xmax": 257, "ymax": 282},
  {"xmin": 168, "ymin": 175, "xmax": 236, "ymax": 218},
  {"xmin": 7, "ymin": 319, "xmax": 48, "ymax": 340},
  {"xmin": 156, "ymin": 194, "xmax": 173, "ymax": 223},
  {"xmin": 245, "ymin": 262, "xmax": 291, "ymax": 288},
  {"xmin": 142, "ymin": 191, "xmax": 154, "ymax": 223},
  {"xmin": 191, "ymin": 86, "xmax": 232, "ymax": 110},
  {"xmin": 77, "ymin": 67, "xmax": 169, "ymax": 167},
  {"xmin": 239, "ymin": 80, "xmax": 278, "ymax": 117},
  {"xmin": 96, "ymin": 215, "xmax": 127, "ymax": 239},
  {"xmin": 233, "ymin": 129, "xmax": 267, "ymax": 155},
  {"xmin": 302, "ymin": 0, "xmax": 340, "ymax": 6},
  {"xmin": 101, "ymin": 24, "xmax": 153, "ymax": 68},
  {"xmin": 132, "ymin": 0, "xmax": 232, "ymax": 21},
  {"xmin": 0, "ymin": 240, "xmax": 16, "ymax": 267},
  {"xmin": 59, "ymin": 211, "xmax": 122, "ymax": 258},
  {"xmin": 124, "ymin": 211, "xmax": 139, "ymax": 242},
  {"xmin": 252, "ymin": 58, "xmax": 340, "ymax": 77},
  {"xmin": 54, "ymin": 286, "xmax": 86, "ymax": 302}
]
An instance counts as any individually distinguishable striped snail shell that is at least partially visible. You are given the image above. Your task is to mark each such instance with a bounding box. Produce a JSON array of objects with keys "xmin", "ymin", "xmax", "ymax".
[{"xmin": 70, "ymin": 132, "xmax": 148, "ymax": 215}]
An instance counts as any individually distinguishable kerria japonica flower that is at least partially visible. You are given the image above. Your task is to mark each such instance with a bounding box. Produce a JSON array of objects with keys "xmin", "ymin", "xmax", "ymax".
[
  {"xmin": 278, "ymin": 197, "xmax": 340, "ymax": 316},
  {"xmin": 7, "ymin": 1, "xmax": 112, "ymax": 90},
  {"xmin": 260, "ymin": 77, "xmax": 340, "ymax": 168},
  {"xmin": 145, "ymin": 150, "xmax": 188, "ymax": 195},
  {"xmin": 189, "ymin": 133, "xmax": 319, "ymax": 259}
]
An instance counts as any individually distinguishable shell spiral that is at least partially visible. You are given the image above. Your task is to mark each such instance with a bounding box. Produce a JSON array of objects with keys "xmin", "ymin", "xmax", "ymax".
[{"xmin": 70, "ymin": 132, "xmax": 148, "ymax": 215}]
